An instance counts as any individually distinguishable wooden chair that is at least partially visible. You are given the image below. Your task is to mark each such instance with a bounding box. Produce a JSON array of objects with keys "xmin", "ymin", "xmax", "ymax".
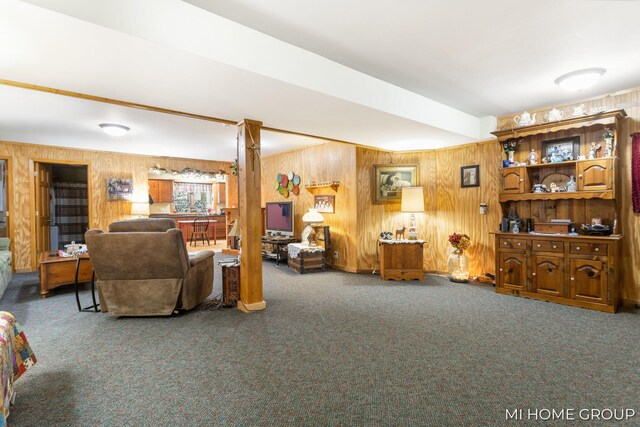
[{"xmin": 190, "ymin": 216, "xmax": 210, "ymax": 246}]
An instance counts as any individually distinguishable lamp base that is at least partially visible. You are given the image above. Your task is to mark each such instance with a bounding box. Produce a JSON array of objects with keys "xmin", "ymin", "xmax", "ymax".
[{"xmin": 407, "ymin": 213, "xmax": 418, "ymax": 240}]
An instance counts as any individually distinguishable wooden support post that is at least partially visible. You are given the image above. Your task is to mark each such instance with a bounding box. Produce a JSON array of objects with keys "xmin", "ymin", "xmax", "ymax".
[{"xmin": 236, "ymin": 119, "xmax": 265, "ymax": 312}]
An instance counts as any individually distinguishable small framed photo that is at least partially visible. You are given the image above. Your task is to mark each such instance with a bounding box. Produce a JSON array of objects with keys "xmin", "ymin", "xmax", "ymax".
[
  {"xmin": 461, "ymin": 165, "xmax": 480, "ymax": 188},
  {"xmin": 542, "ymin": 136, "xmax": 580, "ymax": 162},
  {"xmin": 107, "ymin": 178, "xmax": 133, "ymax": 201},
  {"xmin": 373, "ymin": 164, "xmax": 419, "ymax": 203},
  {"xmin": 314, "ymin": 195, "xmax": 335, "ymax": 213}
]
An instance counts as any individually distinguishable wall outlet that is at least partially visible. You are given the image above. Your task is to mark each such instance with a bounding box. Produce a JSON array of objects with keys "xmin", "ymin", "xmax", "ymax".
[{"xmin": 334, "ymin": 251, "xmax": 339, "ymax": 259}]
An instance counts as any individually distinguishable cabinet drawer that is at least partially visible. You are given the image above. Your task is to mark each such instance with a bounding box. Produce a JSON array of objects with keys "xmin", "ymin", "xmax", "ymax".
[
  {"xmin": 569, "ymin": 243, "xmax": 608, "ymax": 256},
  {"xmin": 532, "ymin": 240, "xmax": 564, "ymax": 253},
  {"xmin": 499, "ymin": 238, "xmax": 527, "ymax": 250}
]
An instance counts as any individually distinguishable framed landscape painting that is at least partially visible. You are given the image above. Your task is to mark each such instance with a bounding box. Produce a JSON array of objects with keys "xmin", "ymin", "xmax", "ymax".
[{"xmin": 373, "ymin": 164, "xmax": 418, "ymax": 203}]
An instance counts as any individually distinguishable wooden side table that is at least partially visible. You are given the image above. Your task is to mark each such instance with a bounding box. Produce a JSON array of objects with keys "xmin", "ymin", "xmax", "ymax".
[
  {"xmin": 287, "ymin": 243, "xmax": 325, "ymax": 273},
  {"xmin": 39, "ymin": 251, "xmax": 94, "ymax": 297},
  {"xmin": 378, "ymin": 240, "xmax": 425, "ymax": 280}
]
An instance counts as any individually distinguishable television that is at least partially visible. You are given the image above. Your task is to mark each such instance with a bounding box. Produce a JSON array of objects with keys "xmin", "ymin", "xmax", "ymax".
[{"xmin": 265, "ymin": 202, "xmax": 294, "ymax": 237}]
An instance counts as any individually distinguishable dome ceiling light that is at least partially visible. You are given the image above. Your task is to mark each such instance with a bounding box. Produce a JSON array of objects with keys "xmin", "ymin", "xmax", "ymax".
[
  {"xmin": 99, "ymin": 123, "xmax": 130, "ymax": 136},
  {"xmin": 554, "ymin": 68, "xmax": 606, "ymax": 92}
]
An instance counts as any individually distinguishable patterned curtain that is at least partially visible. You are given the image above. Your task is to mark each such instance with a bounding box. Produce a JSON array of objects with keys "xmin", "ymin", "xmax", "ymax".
[
  {"xmin": 633, "ymin": 133, "xmax": 640, "ymax": 213},
  {"xmin": 173, "ymin": 182, "xmax": 212, "ymax": 193},
  {"xmin": 53, "ymin": 182, "xmax": 89, "ymax": 248}
]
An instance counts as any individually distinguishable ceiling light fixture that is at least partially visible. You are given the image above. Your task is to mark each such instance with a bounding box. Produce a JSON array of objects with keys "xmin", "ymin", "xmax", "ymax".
[
  {"xmin": 554, "ymin": 68, "xmax": 606, "ymax": 92},
  {"xmin": 99, "ymin": 123, "xmax": 130, "ymax": 137}
]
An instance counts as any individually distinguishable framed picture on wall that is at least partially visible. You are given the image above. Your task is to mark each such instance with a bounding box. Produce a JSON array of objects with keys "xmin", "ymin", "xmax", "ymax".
[
  {"xmin": 460, "ymin": 165, "xmax": 480, "ymax": 188},
  {"xmin": 107, "ymin": 178, "xmax": 134, "ymax": 201},
  {"xmin": 373, "ymin": 164, "xmax": 419, "ymax": 203},
  {"xmin": 314, "ymin": 195, "xmax": 335, "ymax": 213}
]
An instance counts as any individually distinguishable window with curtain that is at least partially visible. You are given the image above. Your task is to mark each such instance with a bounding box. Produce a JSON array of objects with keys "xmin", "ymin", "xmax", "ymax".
[{"xmin": 173, "ymin": 182, "xmax": 213, "ymax": 213}]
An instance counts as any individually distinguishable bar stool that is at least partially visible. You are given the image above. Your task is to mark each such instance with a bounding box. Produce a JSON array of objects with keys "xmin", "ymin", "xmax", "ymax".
[{"xmin": 74, "ymin": 255, "xmax": 99, "ymax": 312}]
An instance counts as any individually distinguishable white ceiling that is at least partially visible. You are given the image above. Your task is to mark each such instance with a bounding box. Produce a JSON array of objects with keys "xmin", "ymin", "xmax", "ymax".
[
  {"xmin": 0, "ymin": 85, "xmax": 325, "ymax": 161},
  {"xmin": 186, "ymin": 0, "xmax": 640, "ymax": 117},
  {"xmin": 1, "ymin": 0, "xmax": 639, "ymax": 159}
]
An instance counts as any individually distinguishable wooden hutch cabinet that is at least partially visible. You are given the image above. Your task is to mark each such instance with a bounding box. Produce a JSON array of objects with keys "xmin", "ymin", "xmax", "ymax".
[{"xmin": 491, "ymin": 109, "xmax": 626, "ymax": 313}]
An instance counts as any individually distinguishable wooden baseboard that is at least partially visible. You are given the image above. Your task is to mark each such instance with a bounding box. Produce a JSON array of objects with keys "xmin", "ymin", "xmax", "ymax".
[
  {"xmin": 621, "ymin": 298, "xmax": 640, "ymax": 309},
  {"xmin": 15, "ymin": 268, "xmax": 32, "ymax": 273},
  {"xmin": 237, "ymin": 300, "xmax": 266, "ymax": 312}
]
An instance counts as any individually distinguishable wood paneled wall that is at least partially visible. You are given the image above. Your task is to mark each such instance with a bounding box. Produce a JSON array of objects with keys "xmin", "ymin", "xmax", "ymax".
[
  {"xmin": 355, "ymin": 143, "xmax": 503, "ymax": 275},
  {"xmin": 497, "ymin": 87, "xmax": 640, "ymax": 304},
  {"xmin": 261, "ymin": 142, "xmax": 358, "ymax": 272},
  {"xmin": 0, "ymin": 140, "xmax": 236, "ymax": 271}
]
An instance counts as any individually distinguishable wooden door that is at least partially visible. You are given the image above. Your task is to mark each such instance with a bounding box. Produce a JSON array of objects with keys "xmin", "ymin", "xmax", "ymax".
[
  {"xmin": 148, "ymin": 179, "xmax": 160, "ymax": 203},
  {"xmin": 35, "ymin": 162, "xmax": 51, "ymax": 257},
  {"xmin": 570, "ymin": 259, "xmax": 608, "ymax": 304},
  {"xmin": 577, "ymin": 159, "xmax": 612, "ymax": 191},
  {"xmin": 498, "ymin": 252, "xmax": 527, "ymax": 290},
  {"xmin": 158, "ymin": 180, "xmax": 173, "ymax": 203},
  {"xmin": 501, "ymin": 167, "xmax": 525, "ymax": 193},
  {"xmin": 532, "ymin": 255, "xmax": 564, "ymax": 296}
]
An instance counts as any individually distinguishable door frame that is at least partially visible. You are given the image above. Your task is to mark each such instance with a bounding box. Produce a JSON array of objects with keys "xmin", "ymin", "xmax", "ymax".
[
  {"xmin": 29, "ymin": 158, "xmax": 93, "ymax": 270},
  {"xmin": 0, "ymin": 156, "xmax": 14, "ymax": 272}
]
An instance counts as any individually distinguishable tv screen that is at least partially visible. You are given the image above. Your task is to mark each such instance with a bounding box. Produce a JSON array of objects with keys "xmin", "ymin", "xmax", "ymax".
[{"xmin": 265, "ymin": 202, "xmax": 294, "ymax": 236}]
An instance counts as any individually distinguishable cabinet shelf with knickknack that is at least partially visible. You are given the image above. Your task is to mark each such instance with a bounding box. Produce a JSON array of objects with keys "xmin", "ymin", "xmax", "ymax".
[
  {"xmin": 490, "ymin": 108, "xmax": 627, "ymax": 313},
  {"xmin": 304, "ymin": 181, "xmax": 340, "ymax": 191}
]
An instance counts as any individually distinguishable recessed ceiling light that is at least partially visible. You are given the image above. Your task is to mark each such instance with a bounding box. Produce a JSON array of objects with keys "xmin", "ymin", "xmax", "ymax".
[
  {"xmin": 99, "ymin": 123, "xmax": 130, "ymax": 137},
  {"xmin": 554, "ymin": 68, "xmax": 606, "ymax": 92}
]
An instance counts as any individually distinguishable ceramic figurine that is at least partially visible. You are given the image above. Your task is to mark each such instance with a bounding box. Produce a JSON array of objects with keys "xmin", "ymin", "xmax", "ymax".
[
  {"xmin": 544, "ymin": 108, "xmax": 563, "ymax": 122},
  {"xmin": 566, "ymin": 175, "xmax": 577, "ymax": 192},
  {"xmin": 513, "ymin": 111, "xmax": 537, "ymax": 127},
  {"xmin": 528, "ymin": 148, "xmax": 539, "ymax": 165},
  {"xmin": 572, "ymin": 104, "xmax": 586, "ymax": 117},
  {"xmin": 550, "ymin": 182, "xmax": 557, "ymax": 193},
  {"xmin": 589, "ymin": 142, "xmax": 601, "ymax": 159},
  {"xmin": 603, "ymin": 128, "xmax": 614, "ymax": 157}
]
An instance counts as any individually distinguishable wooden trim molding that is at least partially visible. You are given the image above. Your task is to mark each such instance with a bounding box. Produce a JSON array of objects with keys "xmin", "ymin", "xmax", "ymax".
[{"xmin": 237, "ymin": 300, "xmax": 267, "ymax": 312}]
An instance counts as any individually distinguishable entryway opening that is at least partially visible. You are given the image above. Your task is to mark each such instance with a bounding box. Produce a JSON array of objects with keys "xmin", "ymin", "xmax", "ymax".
[{"xmin": 34, "ymin": 162, "xmax": 89, "ymax": 260}]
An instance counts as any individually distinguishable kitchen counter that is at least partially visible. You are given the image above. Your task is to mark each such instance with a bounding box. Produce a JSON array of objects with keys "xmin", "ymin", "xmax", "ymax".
[{"xmin": 150, "ymin": 213, "xmax": 226, "ymax": 241}]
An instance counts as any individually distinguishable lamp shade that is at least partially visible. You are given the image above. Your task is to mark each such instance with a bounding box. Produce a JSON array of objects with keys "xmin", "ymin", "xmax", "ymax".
[
  {"xmin": 302, "ymin": 208, "xmax": 324, "ymax": 223},
  {"xmin": 131, "ymin": 202, "xmax": 150, "ymax": 216},
  {"xmin": 228, "ymin": 219, "xmax": 240, "ymax": 237},
  {"xmin": 401, "ymin": 187, "xmax": 425, "ymax": 212}
]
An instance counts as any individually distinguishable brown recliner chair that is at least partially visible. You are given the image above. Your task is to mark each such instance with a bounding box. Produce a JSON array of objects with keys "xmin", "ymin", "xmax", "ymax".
[{"xmin": 85, "ymin": 218, "xmax": 214, "ymax": 316}]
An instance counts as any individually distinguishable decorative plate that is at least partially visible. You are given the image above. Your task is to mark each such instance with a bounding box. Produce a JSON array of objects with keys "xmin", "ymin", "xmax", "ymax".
[
  {"xmin": 292, "ymin": 185, "xmax": 300, "ymax": 195},
  {"xmin": 281, "ymin": 175, "xmax": 289, "ymax": 186},
  {"xmin": 282, "ymin": 188, "xmax": 289, "ymax": 198},
  {"xmin": 287, "ymin": 181, "xmax": 294, "ymax": 191},
  {"xmin": 277, "ymin": 173, "xmax": 282, "ymax": 182},
  {"xmin": 274, "ymin": 180, "xmax": 280, "ymax": 190},
  {"xmin": 292, "ymin": 175, "xmax": 301, "ymax": 185},
  {"xmin": 287, "ymin": 171, "xmax": 294, "ymax": 180},
  {"xmin": 541, "ymin": 173, "xmax": 570, "ymax": 189}
]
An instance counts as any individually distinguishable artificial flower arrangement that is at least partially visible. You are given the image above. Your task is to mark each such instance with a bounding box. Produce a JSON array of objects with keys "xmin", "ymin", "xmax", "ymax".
[
  {"xmin": 448, "ymin": 232, "xmax": 471, "ymax": 252},
  {"xmin": 501, "ymin": 138, "xmax": 523, "ymax": 154}
]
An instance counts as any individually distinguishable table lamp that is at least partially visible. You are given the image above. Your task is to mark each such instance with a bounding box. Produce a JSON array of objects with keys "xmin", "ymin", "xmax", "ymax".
[
  {"xmin": 131, "ymin": 202, "xmax": 150, "ymax": 218},
  {"xmin": 401, "ymin": 187, "xmax": 425, "ymax": 240},
  {"xmin": 301, "ymin": 208, "xmax": 324, "ymax": 246}
]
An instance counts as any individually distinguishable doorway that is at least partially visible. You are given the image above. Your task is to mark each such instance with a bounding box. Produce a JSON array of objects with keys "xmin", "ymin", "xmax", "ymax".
[{"xmin": 33, "ymin": 162, "xmax": 89, "ymax": 264}]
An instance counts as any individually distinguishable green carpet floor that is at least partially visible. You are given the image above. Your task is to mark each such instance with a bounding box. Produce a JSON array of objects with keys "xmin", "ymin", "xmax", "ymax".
[{"xmin": 1, "ymin": 254, "xmax": 638, "ymax": 426}]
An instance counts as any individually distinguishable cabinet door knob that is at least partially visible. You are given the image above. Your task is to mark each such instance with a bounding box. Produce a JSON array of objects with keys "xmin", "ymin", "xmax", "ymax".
[
  {"xmin": 532, "ymin": 272, "xmax": 536, "ymax": 276},
  {"xmin": 579, "ymin": 174, "xmax": 583, "ymax": 178},
  {"xmin": 504, "ymin": 242, "xmax": 508, "ymax": 245},
  {"xmin": 553, "ymin": 245, "xmax": 557, "ymax": 249},
  {"xmin": 595, "ymin": 248, "xmax": 600, "ymax": 252},
  {"xmin": 576, "ymin": 247, "xmax": 581, "ymax": 250},
  {"xmin": 517, "ymin": 243, "xmax": 521, "ymax": 246},
  {"xmin": 571, "ymin": 277, "xmax": 575, "ymax": 281},
  {"xmin": 500, "ymin": 268, "xmax": 503, "ymax": 272},
  {"xmin": 537, "ymin": 244, "xmax": 541, "ymax": 248},
  {"xmin": 519, "ymin": 178, "xmax": 524, "ymax": 182}
]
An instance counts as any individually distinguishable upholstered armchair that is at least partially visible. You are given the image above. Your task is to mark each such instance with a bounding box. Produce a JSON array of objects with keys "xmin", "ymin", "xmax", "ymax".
[{"xmin": 85, "ymin": 219, "xmax": 214, "ymax": 316}]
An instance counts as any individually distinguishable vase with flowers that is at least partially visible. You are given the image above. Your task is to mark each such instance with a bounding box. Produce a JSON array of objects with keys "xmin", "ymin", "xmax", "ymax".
[
  {"xmin": 448, "ymin": 232, "xmax": 471, "ymax": 282},
  {"xmin": 502, "ymin": 138, "xmax": 523, "ymax": 164}
]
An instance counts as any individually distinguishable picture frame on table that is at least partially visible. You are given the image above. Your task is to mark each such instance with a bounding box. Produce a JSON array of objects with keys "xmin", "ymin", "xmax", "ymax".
[
  {"xmin": 542, "ymin": 136, "xmax": 581, "ymax": 161},
  {"xmin": 373, "ymin": 164, "xmax": 419, "ymax": 204},
  {"xmin": 461, "ymin": 165, "xmax": 480, "ymax": 188}
]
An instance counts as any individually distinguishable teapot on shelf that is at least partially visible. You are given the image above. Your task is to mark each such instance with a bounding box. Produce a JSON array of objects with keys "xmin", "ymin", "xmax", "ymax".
[
  {"xmin": 513, "ymin": 111, "xmax": 537, "ymax": 127},
  {"xmin": 544, "ymin": 108, "xmax": 564, "ymax": 122}
]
